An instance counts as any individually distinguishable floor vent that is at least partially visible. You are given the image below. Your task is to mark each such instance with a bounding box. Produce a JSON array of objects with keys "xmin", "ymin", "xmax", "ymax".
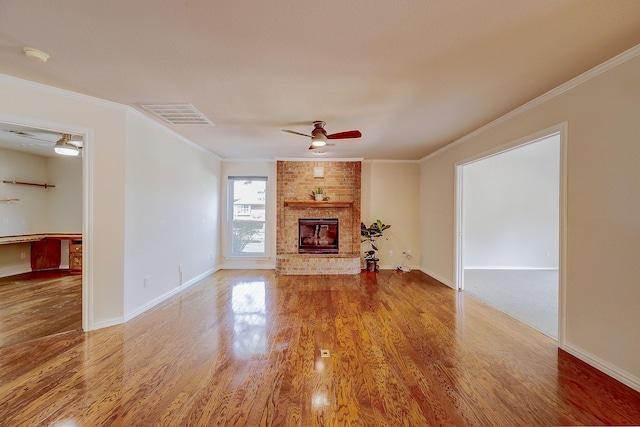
[
  {"xmin": 320, "ymin": 349, "xmax": 331, "ymax": 358},
  {"xmin": 140, "ymin": 103, "xmax": 214, "ymax": 125}
]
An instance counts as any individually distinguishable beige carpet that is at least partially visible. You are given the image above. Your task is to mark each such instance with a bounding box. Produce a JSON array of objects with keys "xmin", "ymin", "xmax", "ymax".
[{"xmin": 463, "ymin": 269, "xmax": 558, "ymax": 339}]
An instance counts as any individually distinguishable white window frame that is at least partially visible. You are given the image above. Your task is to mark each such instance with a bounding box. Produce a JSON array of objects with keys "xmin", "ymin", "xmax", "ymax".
[{"xmin": 227, "ymin": 176, "xmax": 268, "ymax": 258}]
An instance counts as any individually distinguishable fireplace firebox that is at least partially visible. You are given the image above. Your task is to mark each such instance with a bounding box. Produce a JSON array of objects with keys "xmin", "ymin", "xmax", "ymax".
[{"xmin": 298, "ymin": 218, "xmax": 339, "ymax": 254}]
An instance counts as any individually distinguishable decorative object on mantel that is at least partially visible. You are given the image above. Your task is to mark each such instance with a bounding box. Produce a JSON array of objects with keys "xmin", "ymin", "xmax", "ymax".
[
  {"xmin": 361, "ymin": 220, "xmax": 391, "ymax": 272},
  {"xmin": 3, "ymin": 180, "xmax": 56, "ymax": 189},
  {"xmin": 312, "ymin": 188, "xmax": 324, "ymax": 201}
]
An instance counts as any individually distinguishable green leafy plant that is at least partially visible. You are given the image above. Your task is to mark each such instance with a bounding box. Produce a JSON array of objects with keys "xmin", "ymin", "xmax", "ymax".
[
  {"xmin": 361, "ymin": 220, "xmax": 391, "ymax": 261},
  {"xmin": 311, "ymin": 187, "xmax": 325, "ymax": 200}
]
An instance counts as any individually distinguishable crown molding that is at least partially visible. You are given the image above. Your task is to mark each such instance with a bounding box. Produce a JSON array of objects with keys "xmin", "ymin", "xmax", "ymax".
[
  {"xmin": 125, "ymin": 108, "xmax": 221, "ymax": 159},
  {"xmin": 362, "ymin": 159, "xmax": 420, "ymax": 164},
  {"xmin": 0, "ymin": 73, "xmax": 126, "ymax": 111},
  {"xmin": 0, "ymin": 73, "xmax": 221, "ymax": 160},
  {"xmin": 420, "ymin": 44, "xmax": 640, "ymax": 163},
  {"xmin": 274, "ymin": 157, "xmax": 364, "ymax": 162}
]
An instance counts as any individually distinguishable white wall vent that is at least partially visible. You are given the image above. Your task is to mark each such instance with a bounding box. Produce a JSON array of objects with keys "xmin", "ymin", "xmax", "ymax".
[{"xmin": 140, "ymin": 103, "xmax": 214, "ymax": 125}]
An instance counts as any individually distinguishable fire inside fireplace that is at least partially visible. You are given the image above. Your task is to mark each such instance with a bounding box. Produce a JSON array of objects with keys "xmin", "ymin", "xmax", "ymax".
[{"xmin": 298, "ymin": 218, "xmax": 339, "ymax": 254}]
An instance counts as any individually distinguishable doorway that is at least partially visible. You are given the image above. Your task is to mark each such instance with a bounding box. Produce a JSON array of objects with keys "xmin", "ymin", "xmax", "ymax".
[
  {"xmin": 455, "ymin": 127, "xmax": 565, "ymax": 341},
  {"xmin": 0, "ymin": 121, "xmax": 86, "ymax": 346}
]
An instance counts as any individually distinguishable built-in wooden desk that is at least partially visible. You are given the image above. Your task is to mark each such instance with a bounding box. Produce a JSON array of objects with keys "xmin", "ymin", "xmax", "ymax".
[{"xmin": 0, "ymin": 234, "xmax": 82, "ymax": 272}]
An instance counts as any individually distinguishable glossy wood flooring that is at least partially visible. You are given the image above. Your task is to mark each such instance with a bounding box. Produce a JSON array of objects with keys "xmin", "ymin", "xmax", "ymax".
[
  {"xmin": 0, "ymin": 270, "xmax": 82, "ymax": 347},
  {"xmin": 1, "ymin": 270, "xmax": 640, "ymax": 426}
]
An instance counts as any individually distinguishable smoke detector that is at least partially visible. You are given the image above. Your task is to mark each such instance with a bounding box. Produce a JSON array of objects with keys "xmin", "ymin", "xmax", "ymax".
[{"xmin": 23, "ymin": 47, "xmax": 50, "ymax": 62}]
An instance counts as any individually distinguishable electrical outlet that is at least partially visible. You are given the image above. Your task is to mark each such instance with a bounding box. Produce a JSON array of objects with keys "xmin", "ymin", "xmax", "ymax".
[
  {"xmin": 144, "ymin": 276, "xmax": 150, "ymax": 288},
  {"xmin": 388, "ymin": 250, "xmax": 393, "ymax": 257},
  {"xmin": 3, "ymin": 219, "xmax": 8, "ymax": 226},
  {"xmin": 20, "ymin": 252, "xmax": 26, "ymax": 259}
]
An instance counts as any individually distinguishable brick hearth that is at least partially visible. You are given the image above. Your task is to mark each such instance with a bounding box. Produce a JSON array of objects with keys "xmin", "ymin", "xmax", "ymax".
[{"xmin": 276, "ymin": 161, "xmax": 361, "ymax": 275}]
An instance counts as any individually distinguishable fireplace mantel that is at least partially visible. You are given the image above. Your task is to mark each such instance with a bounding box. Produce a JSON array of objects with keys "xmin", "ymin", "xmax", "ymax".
[{"xmin": 284, "ymin": 201, "xmax": 352, "ymax": 209}]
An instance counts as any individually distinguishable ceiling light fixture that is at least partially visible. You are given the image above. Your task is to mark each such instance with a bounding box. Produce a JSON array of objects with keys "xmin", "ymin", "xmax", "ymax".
[
  {"xmin": 23, "ymin": 47, "xmax": 50, "ymax": 62},
  {"xmin": 54, "ymin": 134, "xmax": 79, "ymax": 156},
  {"xmin": 310, "ymin": 133, "xmax": 327, "ymax": 147}
]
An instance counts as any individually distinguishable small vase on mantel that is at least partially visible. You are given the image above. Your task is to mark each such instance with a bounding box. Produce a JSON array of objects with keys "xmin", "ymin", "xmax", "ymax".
[{"xmin": 315, "ymin": 193, "xmax": 324, "ymax": 201}]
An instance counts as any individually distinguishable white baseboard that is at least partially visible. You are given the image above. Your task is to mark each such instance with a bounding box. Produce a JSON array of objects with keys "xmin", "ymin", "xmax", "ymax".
[
  {"xmin": 562, "ymin": 343, "xmax": 640, "ymax": 393},
  {"xmin": 379, "ymin": 263, "xmax": 419, "ymax": 271},
  {"xmin": 419, "ymin": 267, "xmax": 455, "ymax": 289},
  {"xmin": 220, "ymin": 263, "xmax": 275, "ymax": 270},
  {"xmin": 91, "ymin": 316, "xmax": 125, "ymax": 330},
  {"xmin": 123, "ymin": 267, "xmax": 218, "ymax": 323},
  {"xmin": 464, "ymin": 266, "xmax": 558, "ymax": 270},
  {"xmin": 91, "ymin": 267, "xmax": 220, "ymax": 330}
]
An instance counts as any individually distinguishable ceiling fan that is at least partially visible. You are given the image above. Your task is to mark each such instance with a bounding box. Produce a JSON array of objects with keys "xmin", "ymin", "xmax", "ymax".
[
  {"xmin": 7, "ymin": 130, "xmax": 82, "ymax": 156},
  {"xmin": 282, "ymin": 121, "xmax": 362, "ymax": 150}
]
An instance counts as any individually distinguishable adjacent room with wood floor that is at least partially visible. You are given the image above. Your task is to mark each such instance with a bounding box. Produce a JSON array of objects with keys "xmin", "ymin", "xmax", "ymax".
[{"xmin": 1, "ymin": 1, "xmax": 640, "ymax": 426}]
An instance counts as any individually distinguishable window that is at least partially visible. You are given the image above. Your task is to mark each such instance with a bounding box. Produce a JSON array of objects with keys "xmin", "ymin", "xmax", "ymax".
[
  {"xmin": 228, "ymin": 177, "xmax": 267, "ymax": 256},
  {"xmin": 236, "ymin": 204, "xmax": 250, "ymax": 216}
]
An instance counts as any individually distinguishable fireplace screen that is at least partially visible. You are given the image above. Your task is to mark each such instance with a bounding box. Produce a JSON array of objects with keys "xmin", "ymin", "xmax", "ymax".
[{"xmin": 298, "ymin": 218, "xmax": 339, "ymax": 254}]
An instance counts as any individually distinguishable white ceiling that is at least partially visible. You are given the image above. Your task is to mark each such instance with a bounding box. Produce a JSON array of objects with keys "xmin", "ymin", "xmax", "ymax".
[{"xmin": 1, "ymin": 0, "xmax": 639, "ymax": 160}]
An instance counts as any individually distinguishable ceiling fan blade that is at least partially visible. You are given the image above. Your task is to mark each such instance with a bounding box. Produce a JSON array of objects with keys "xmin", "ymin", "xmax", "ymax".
[
  {"xmin": 326, "ymin": 130, "xmax": 362, "ymax": 139},
  {"xmin": 282, "ymin": 129, "xmax": 312, "ymax": 138},
  {"xmin": 9, "ymin": 130, "xmax": 54, "ymax": 143}
]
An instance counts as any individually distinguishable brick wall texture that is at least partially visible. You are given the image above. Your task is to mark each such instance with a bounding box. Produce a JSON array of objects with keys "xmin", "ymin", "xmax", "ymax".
[{"xmin": 277, "ymin": 161, "xmax": 361, "ymax": 255}]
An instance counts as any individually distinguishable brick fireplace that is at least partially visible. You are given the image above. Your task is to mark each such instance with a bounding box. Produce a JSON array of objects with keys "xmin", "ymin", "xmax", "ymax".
[{"xmin": 276, "ymin": 160, "xmax": 361, "ymax": 275}]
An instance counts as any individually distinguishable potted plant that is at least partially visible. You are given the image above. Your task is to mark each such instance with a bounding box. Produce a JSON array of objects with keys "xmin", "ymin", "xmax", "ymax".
[
  {"xmin": 361, "ymin": 220, "xmax": 391, "ymax": 272},
  {"xmin": 313, "ymin": 188, "xmax": 324, "ymax": 201}
]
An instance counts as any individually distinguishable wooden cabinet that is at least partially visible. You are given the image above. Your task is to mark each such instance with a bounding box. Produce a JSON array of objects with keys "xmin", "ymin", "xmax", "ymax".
[
  {"xmin": 69, "ymin": 242, "xmax": 82, "ymax": 272},
  {"xmin": 30, "ymin": 240, "xmax": 61, "ymax": 271}
]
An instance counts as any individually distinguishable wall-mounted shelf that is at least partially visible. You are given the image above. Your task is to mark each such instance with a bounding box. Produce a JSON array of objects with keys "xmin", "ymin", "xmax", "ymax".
[
  {"xmin": 284, "ymin": 200, "xmax": 353, "ymax": 208},
  {"xmin": 3, "ymin": 180, "xmax": 56, "ymax": 189}
]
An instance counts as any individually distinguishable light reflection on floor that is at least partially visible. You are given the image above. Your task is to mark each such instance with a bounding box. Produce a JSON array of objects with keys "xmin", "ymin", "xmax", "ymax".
[{"xmin": 231, "ymin": 280, "xmax": 267, "ymax": 358}]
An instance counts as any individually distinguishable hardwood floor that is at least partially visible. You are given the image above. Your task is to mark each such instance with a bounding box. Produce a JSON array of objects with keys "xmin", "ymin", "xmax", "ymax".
[
  {"xmin": 1, "ymin": 269, "xmax": 639, "ymax": 426},
  {"xmin": 0, "ymin": 270, "xmax": 82, "ymax": 347}
]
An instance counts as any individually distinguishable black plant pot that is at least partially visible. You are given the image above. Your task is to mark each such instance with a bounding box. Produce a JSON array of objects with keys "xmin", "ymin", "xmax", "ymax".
[{"xmin": 366, "ymin": 259, "xmax": 378, "ymax": 272}]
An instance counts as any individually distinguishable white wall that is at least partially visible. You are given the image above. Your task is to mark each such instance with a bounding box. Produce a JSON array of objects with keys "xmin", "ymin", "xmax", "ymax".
[
  {"xmin": 463, "ymin": 135, "xmax": 559, "ymax": 269},
  {"xmin": 123, "ymin": 111, "xmax": 220, "ymax": 317},
  {"xmin": 219, "ymin": 160, "xmax": 276, "ymax": 269},
  {"xmin": 420, "ymin": 48, "xmax": 640, "ymax": 389},
  {"xmin": 0, "ymin": 74, "xmax": 128, "ymax": 327},
  {"xmin": 361, "ymin": 161, "xmax": 421, "ymax": 270},
  {"xmin": 47, "ymin": 155, "xmax": 83, "ymax": 232},
  {"xmin": 0, "ymin": 149, "xmax": 49, "ymax": 235},
  {"xmin": 0, "ymin": 74, "xmax": 222, "ymax": 330}
]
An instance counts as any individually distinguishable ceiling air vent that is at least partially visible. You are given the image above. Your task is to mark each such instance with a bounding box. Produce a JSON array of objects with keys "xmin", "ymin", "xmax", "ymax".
[{"xmin": 140, "ymin": 103, "xmax": 214, "ymax": 125}]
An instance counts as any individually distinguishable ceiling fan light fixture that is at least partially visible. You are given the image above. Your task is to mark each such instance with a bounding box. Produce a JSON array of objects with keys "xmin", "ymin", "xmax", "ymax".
[
  {"xmin": 311, "ymin": 134, "xmax": 327, "ymax": 147},
  {"xmin": 54, "ymin": 134, "xmax": 79, "ymax": 156}
]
